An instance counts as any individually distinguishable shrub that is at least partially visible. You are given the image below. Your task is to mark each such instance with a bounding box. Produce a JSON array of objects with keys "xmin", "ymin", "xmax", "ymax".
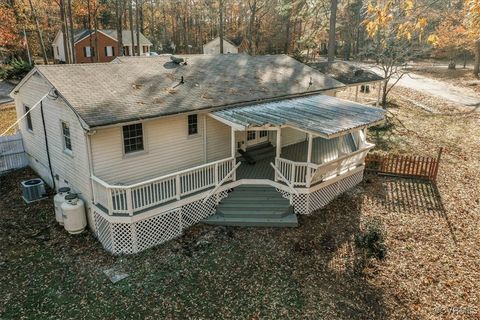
[
  {"xmin": 4, "ymin": 58, "xmax": 33, "ymax": 80},
  {"xmin": 355, "ymin": 218, "xmax": 387, "ymax": 260}
]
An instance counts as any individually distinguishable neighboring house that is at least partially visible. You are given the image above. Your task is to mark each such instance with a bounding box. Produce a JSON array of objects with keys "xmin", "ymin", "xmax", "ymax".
[
  {"xmin": 202, "ymin": 36, "xmax": 248, "ymax": 54},
  {"xmin": 309, "ymin": 61, "xmax": 385, "ymax": 107},
  {"xmin": 10, "ymin": 54, "xmax": 384, "ymax": 255},
  {"xmin": 52, "ymin": 29, "xmax": 153, "ymax": 63}
]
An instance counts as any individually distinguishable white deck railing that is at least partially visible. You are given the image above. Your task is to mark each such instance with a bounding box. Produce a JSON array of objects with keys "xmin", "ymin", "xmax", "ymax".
[
  {"xmin": 92, "ymin": 157, "xmax": 236, "ymax": 216},
  {"xmin": 275, "ymin": 143, "xmax": 374, "ymax": 188}
]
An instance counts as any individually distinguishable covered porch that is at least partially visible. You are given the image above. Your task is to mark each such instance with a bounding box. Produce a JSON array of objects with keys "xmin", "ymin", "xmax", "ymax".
[{"xmin": 91, "ymin": 94, "xmax": 384, "ymax": 217}]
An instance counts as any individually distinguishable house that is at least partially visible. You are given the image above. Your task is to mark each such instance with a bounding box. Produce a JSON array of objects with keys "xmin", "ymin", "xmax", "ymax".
[
  {"xmin": 202, "ymin": 36, "xmax": 248, "ymax": 54},
  {"xmin": 10, "ymin": 54, "xmax": 385, "ymax": 254},
  {"xmin": 52, "ymin": 29, "xmax": 153, "ymax": 63},
  {"xmin": 309, "ymin": 61, "xmax": 385, "ymax": 107}
]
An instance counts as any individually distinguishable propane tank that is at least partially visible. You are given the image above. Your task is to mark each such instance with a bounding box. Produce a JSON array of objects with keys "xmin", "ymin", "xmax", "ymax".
[
  {"xmin": 61, "ymin": 194, "xmax": 87, "ymax": 234},
  {"xmin": 54, "ymin": 187, "xmax": 71, "ymax": 225}
]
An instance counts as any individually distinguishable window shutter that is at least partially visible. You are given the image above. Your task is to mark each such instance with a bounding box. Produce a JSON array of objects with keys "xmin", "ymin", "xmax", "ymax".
[
  {"xmin": 112, "ymin": 46, "xmax": 115, "ymax": 56},
  {"xmin": 104, "ymin": 47, "xmax": 107, "ymax": 56},
  {"xmin": 83, "ymin": 47, "xmax": 87, "ymax": 57}
]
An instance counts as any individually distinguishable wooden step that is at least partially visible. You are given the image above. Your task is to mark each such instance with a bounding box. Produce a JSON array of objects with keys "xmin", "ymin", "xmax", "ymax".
[
  {"xmin": 202, "ymin": 184, "xmax": 297, "ymax": 228},
  {"xmin": 203, "ymin": 213, "xmax": 298, "ymax": 227}
]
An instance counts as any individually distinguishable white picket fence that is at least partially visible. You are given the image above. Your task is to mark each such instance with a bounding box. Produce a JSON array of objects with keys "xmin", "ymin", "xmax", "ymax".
[{"xmin": 0, "ymin": 133, "xmax": 28, "ymax": 174}]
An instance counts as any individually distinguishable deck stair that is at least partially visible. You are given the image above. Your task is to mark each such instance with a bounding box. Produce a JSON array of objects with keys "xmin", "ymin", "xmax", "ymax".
[
  {"xmin": 203, "ymin": 185, "xmax": 298, "ymax": 227},
  {"xmin": 238, "ymin": 143, "xmax": 275, "ymax": 163}
]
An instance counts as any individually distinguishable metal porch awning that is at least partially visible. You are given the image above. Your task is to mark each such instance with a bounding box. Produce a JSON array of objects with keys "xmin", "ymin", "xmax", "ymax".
[{"xmin": 210, "ymin": 94, "xmax": 386, "ymax": 138}]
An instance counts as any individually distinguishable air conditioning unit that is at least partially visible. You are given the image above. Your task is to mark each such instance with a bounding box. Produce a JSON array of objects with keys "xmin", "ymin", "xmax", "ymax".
[{"xmin": 21, "ymin": 179, "xmax": 47, "ymax": 203}]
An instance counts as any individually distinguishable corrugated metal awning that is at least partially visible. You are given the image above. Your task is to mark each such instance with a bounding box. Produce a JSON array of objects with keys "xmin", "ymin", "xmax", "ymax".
[{"xmin": 211, "ymin": 94, "xmax": 385, "ymax": 138}]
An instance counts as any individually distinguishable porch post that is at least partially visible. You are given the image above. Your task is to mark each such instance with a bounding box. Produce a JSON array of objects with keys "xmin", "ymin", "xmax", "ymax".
[
  {"xmin": 376, "ymin": 81, "xmax": 381, "ymax": 108},
  {"xmin": 355, "ymin": 85, "xmax": 359, "ymax": 102},
  {"xmin": 276, "ymin": 128, "xmax": 281, "ymax": 158},
  {"xmin": 306, "ymin": 133, "xmax": 313, "ymax": 187},
  {"xmin": 231, "ymin": 127, "xmax": 235, "ymax": 158}
]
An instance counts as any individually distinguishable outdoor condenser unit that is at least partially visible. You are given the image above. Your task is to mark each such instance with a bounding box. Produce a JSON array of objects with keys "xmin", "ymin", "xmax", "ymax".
[{"xmin": 21, "ymin": 179, "xmax": 47, "ymax": 203}]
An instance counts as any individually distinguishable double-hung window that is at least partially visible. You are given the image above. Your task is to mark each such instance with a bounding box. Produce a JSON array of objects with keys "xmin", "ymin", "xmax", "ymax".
[
  {"xmin": 62, "ymin": 121, "xmax": 72, "ymax": 153},
  {"xmin": 25, "ymin": 106, "xmax": 33, "ymax": 131},
  {"xmin": 123, "ymin": 123, "xmax": 144, "ymax": 154},
  {"xmin": 188, "ymin": 114, "xmax": 198, "ymax": 135},
  {"xmin": 105, "ymin": 46, "xmax": 115, "ymax": 57},
  {"xmin": 83, "ymin": 46, "xmax": 94, "ymax": 58}
]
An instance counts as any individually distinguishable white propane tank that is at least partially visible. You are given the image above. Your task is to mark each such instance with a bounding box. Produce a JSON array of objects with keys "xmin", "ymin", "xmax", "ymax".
[
  {"xmin": 61, "ymin": 194, "xmax": 87, "ymax": 234},
  {"xmin": 54, "ymin": 187, "xmax": 71, "ymax": 225}
]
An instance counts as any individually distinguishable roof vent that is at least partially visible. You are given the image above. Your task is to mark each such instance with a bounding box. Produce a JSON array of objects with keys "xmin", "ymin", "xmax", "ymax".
[
  {"xmin": 170, "ymin": 56, "xmax": 185, "ymax": 64},
  {"xmin": 354, "ymin": 69, "xmax": 364, "ymax": 76}
]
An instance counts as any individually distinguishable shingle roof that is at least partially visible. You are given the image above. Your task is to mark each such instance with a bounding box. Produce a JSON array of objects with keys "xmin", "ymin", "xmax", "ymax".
[
  {"xmin": 212, "ymin": 94, "xmax": 385, "ymax": 138},
  {"xmin": 34, "ymin": 55, "xmax": 345, "ymax": 128},
  {"xmin": 73, "ymin": 29, "xmax": 152, "ymax": 45},
  {"xmin": 308, "ymin": 61, "xmax": 384, "ymax": 85}
]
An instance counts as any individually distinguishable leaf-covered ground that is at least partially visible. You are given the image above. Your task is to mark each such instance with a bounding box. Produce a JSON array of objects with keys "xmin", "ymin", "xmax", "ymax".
[{"xmin": 0, "ymin": 87, "xmax": 479, "ymax": 319}]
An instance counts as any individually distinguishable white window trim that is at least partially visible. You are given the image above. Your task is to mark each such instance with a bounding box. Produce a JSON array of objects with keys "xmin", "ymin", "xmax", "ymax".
[
  {"xmin": 24, "ymin": 105, "xmax": 34, "ymax": 134},
  {"xmin": 106, "ymin": 46, "xmax": 114, "ymax": 57},
  {"xmin": 187, "ymin": 114, "xmax": 200, "ymax": 138},
  {"xmin": 85, "ymin": 46, "xmax": 92, "ymax": 58},
  {"xmin": 61, "ymin": 120, "xmax": 73, "ymax": 157},
  {"xmin": 121, "ymin": 122, "xmax": 148, "ymax": 158}
]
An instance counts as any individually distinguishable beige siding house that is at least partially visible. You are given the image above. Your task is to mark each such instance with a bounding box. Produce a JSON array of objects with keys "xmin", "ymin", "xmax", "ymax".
[{"xmin": 11, "ymin": 55, "xmax": 384, "ymax": 255}]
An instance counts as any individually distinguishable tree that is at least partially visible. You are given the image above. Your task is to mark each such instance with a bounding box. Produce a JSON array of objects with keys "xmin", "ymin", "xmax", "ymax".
[
  {"xmin": 363, "ymin": 0, "xmax": 433, "ymax": 108},
  {"xmin": 433, "ymin": 13, "xmax": 468, "ymax": 69},
  {"xmin": 328, "ymin": 0, "xmax": 338, "ymax": 62},
  {"xmin": 28, "ymin": 0, "xmax": 48, "ymax": 64},
  {"xmin": 219, "ymin": 0, "xmax": 224, "ymax": 54},
  {"xmin": 464, "ymin": 0, "xmax": 480, "ymax": 77},
  {"xmin": 129, "ymin": 0, "xmax": 134, "ymax": 55}
]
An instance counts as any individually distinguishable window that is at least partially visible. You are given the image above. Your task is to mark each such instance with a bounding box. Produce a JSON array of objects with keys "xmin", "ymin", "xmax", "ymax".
[
  {"xmin": 247, "ymin": 131, "xmax": 256, "ymax": 141},
  {"xmin": 124, "ymin": 46, "xmax": 130, "ymax": 56},
  {"xmin": 123, "ymin": 123, "xmax": 144, "ymax": 154},
  {"xmin": 25, "ymin": 106, "xmax": 33, "ymax": 131},
  {"xmin": 143, "ymin": 46, "xmax": 148, "ymax": 53},
  {"xmin": 105, "ymin": 46, "xmax": 115, "ymax": 57},
  {"xmin": 259, "ymin": 130, "xmax": 268, "ymax": 138},
  {"xmin": 188, "ymin": 114, "xmax": 198, "ymax": 135},
  {"xmin": 83, "ymin": 46, "xmax": 95, "ymax": 57},
  {"xmin": 62, "ymin": 121, "xmax": 72, "ymax": 152}
]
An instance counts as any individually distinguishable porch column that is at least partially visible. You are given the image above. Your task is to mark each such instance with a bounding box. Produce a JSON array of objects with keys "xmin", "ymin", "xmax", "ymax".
[
  {"xmin": 355, "ymin": 85, "xmax": 359, "ymax": 102},
  {"xmin": 276, "ymin": 128, "xmax": 281, "ymax": 158},
  {"xmin": 231, "ymin": 127, "xmax": 236, "ymax": 158},
  {"xmin": 376, "ymin": 81, "xmax": 382, "ymax": 107},
  {"xmin": 306, "ymin": 133, "xmax": 313, "ymax": 187}
]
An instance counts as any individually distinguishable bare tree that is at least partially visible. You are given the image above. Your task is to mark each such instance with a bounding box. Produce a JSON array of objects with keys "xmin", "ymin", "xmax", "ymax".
[
  {"xmin": 474, "ymin": 40, "xmax": 480, "ymax": 78},
  {"xmin": 67, "ymin": 0, "xmax": 76, "ymax": 63},
  {"xmin": 327, "ymin": 0, "xmax": 337, "ymax": 62},
  {"xmin": 129, "ymin": 0, "xmax": 135, "ymax": 55},
  {"xmin": 219, "ymin": 0, "xmax": 224, "ymax": 54},
  {"xmin": 135, "ymin": 0, "xmax": 141, "ymax": 55},
  {"xmin": 27, "ymin": 0, "xmax": 48, "ymax": 64},
  {"xmin": 116, "ymin": 0, "xmax": 125, "ymax": 56}
]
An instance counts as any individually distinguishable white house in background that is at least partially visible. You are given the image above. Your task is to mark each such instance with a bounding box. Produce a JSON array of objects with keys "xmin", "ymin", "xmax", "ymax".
[
  {"xmin": 203, "ymin": 37, "xmax": 247, "ymax": 54},
  {"xmin": 10, "ymin": 54, "xmax": 384, "ymax": 255}
]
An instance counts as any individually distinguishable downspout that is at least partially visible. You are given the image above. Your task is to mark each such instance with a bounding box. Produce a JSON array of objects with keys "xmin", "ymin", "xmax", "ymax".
[{"xmin": 40, "ymin": 101, "xmax": 56, "ymax": 190}]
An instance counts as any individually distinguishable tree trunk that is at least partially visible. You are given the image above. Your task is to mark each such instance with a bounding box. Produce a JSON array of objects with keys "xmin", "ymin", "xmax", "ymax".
[
  {"xmin": 129, "ymin": 0, "xmax": 135, "ymax": 55},
  {"xmin": 248, "ymin": 0, "xmax": 257, "ymax": 55},
  {"xmin": 67, "ymin": 0, "xmax": 76, "ymax": 63},
  {"xmin": 28, "ymin": 0, "xmax": 48, "ymax": 64},
  {"xmin": 87, "ymin": 0, "xmax": 94, "ymax": 63},
  {"xmin": 219, "ymin": 0, "xmax": 224, "ymax": 54},
  {"xmin": 116, "ymin": 0, "xmax": 124, "ymax": 56},
  {"xmin": 59, "ymin": 0, "xmax": 70, "ymax": 63},
  {"xmin": 284, "ymin": 4, "xmax": 291, "ymax": 54},
  {"xmin": 448, "ymin": 59, "xmax": 456, "ymax": 70},
  {"xmin": 327, "ymin": 0, "xmax": 337, "ymax": 62},
  {"xmin": 474, "ymin": 40, "xmax": 480, "ymax": 78},
  {"xmin": 135, "ymin": 0, "xmax": 141, "ymax": 55}
]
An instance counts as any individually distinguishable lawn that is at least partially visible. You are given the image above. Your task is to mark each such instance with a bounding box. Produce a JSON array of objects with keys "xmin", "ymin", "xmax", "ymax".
[
  {"xmin": 0, "ymin": 88, "xmax": 479, "ymax": 319},
  {"xmin": 0, "ymin": 104, "xmax": 16, "ymax": 135}
]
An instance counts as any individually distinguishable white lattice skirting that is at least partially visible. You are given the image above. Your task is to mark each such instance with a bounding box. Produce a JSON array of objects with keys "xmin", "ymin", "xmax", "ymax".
[
  {"xmin": 94, "ymin": 191, "xmax": 228, "ymax": 255},
  {"xmin": 278, "ymin": 169, "xmax": 364, "ymax": 215}
]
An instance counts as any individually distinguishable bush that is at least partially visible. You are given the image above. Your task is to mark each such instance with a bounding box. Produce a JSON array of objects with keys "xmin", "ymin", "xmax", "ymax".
[
  {"xmin": 355, "ymin": 218, "xmax": 387, "ymax": 260},
  {"xmin": 0, "ymin": 67, "xmax": 5, "ymax": 79},
  {"xmin": 3, "ymin": 58, "xmax": 33, "ymax": 80}
]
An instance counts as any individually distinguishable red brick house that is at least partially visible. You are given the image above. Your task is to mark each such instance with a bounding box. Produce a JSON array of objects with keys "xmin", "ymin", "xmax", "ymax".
[{"xmin": 52, "ymin": 29, "xmax": 153, "ymax": 63}]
